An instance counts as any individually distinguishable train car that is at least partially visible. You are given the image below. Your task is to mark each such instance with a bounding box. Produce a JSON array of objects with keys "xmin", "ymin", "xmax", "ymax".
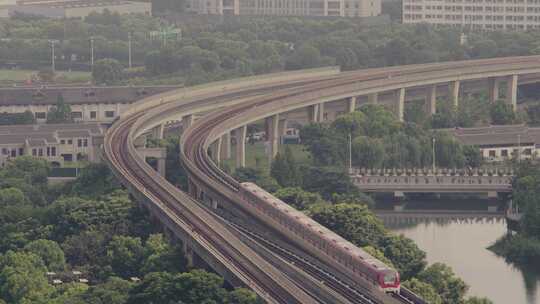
[{"xmin": 238, "ymin": 182, "xmax": 400, "ymax": 294}]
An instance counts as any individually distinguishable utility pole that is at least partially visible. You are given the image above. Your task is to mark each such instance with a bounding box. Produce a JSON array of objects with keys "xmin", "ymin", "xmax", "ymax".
[
  {"xmin": 518, "ymin": 134, "xmax": 521, "ymax": 164},
  {"xmin": 90, "ymin": 37, "xmax": 95, "ymax": 71},
  {"xmin": 348, "ymin": 132, "xmax": 352, "ymax": 173},
  {"xmin": 128, "ymin": 32, "xmax": 132, "ymax": 69},
  {"xmin": 432, "ymin": 137, "xmax": 436, "ymax": 172},
  {"xmin": 49, "ymin": 40, "xmax": 56, "ymax": 72}
]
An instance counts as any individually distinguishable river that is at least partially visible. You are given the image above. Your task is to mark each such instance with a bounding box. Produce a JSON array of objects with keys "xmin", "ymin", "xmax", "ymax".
[{"xmin": 380, "ymin": 211, "xmax": 540, "ymax": 304}]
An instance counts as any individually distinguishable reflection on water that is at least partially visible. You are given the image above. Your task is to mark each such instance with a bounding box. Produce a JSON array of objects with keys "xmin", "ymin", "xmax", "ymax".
[{"xmin": 382, "ymin": 213, "xmax": 540, "ymax": 304}]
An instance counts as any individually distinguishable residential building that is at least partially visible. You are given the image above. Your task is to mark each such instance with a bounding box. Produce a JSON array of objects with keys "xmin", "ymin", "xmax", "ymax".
[
  {"xmin": 9, "ymin": 0, "xmax": 151, "ymax": 19},
  {"xmin": 0, "ymin": 123, "xmax": 104, "ymax": 167},
  {"xmin": 0, "ymin": 85, "xmax": 180, "ymax": 123},
  {"xmin": 402, "ymin": 0, "xmax": 540, "ymax": 30},
  {"xmin": 452, "ymin": 124, "xmax": 540, "ymax": 161},
  {"xmin": 186, "ymin": 0, "xmax": 381, "ymax": 17}
]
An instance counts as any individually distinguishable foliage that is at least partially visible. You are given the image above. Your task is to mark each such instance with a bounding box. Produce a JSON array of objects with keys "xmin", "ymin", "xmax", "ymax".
[
  {"xmin": 233, "ymin": 167, "xmax": 279, "ymax": 192},
  {"xmin": 362, "ymin": 246, "xmax": 394, "ymax": 268},
  {"xmin": 464, "ymin": 297, "xmax": 494, "ymax": 304},
  {"xmin": 92, "ymin": 58, "xmax": 125, "ymax": 85},
  {"xmin": 308, "ymin": 203, "xmax": 387, "ymax": 247},
  {"xmin": 273, "ymin": 187, "xmax": 324, "ymax": 210},
  {"xmin": 68, "ymin": 163, "xmax": 120, "ymax": 198},
  {"xmin": 270, "ymin": 146, "xmax": 301, "ymax": 187},
  {"xmin": 24, "ymin": 239, "xmax": 66, "ymax": 272},
  {"xmin": 489, "ymin": 234, "xmax": 540, "ymax": 270},
  {"xmin": 490, "ymin": 99, "xmax": 516, "ymax": 125},
  {"xmin": 379, "ymin": 234, "xmax": 427, "ymax": 280},
  {"xmin": 417, "ymin": 263, "xmax": 469, "ymax": 304},
  {"xmin": 0, "ymin": 111, "xmax": 35, "ymax": 125},
  {"xmin": 47, "ymin": 94, "xmax": 72, "ymax": 124},
  {"xmin": 402, "ymin": 278, "xmax": 442, "ymax": 304}
]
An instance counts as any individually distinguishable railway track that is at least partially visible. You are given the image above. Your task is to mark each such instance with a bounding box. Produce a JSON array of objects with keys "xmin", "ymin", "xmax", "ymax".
[{"xmin": 105, "ymin": 56, "xmax": 540, "ymax": 304}]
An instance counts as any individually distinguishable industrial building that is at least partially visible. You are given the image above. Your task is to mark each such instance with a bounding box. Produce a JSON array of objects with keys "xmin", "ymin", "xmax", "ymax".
[
  {"xmin": 402, "ymin": 0, "xmax": 540, "ymax": 30},
  {"xmin": 186, "ymin": 0, "xmax": 381, "ymax": 17}
]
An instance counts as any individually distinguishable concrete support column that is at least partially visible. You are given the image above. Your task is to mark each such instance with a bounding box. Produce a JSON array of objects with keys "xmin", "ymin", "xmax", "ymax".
[
  {"xmin": 348, "ymin": 96, "xmax": 357, "ymax": 113},
  {"xmin": 266, "ymin": 114, "xmax": 279, "ymax": 162},
  {"xmin": 449, "ymin": 80, "xmax": 460, "ymax": 108},
  {"xmin": 182, "ymin": 114, "xmax": 194, "ymax": 133},
  {"xmin": 308, "ymin": 104, "xmax": 320, "ymax": 122},
  {"xmin": 396, "ymin": 88, "xmax": 405, "ymax": 122},
  {"xmin": 235, "ymin": 125, "xmax": 247, "ymax": 168},
  {"xmin": 157, "ymin": 157, "xmax": 166, "ymax": 177},
  {"xmin": 182, "ymin": 242, "xmax": 194, "ymax": 268},
  {"xmin": 506, "ymin": 75, "xmax": 518, "ymax": 111},
  {"xmin": 368, "ymin": 92, "xmax": 378, "ymax": 104},
  {"xmin": 427, "ymin": 85, "xmax": 437, "ymax": 115},
  {"xmin": 488, "ymin": 77, "xmax": 500, "ymax": 103},
  {"xmin": 211, "ymin": 137, "xmax": 222, "ymax": 165},
  {"xmin": 220, "ymin": 132, "xmax": 231, "ymax": 160},
  {"xmin": 317, "ymin": 102, "xmax": 325, "ymax": 122},
  {"xmin": 278, "ymin": 119, "xmax": 288, "ymax": 137},
  {"xmin": 152, "ymin": 124, "xmax": 164, "ymax": 140}
]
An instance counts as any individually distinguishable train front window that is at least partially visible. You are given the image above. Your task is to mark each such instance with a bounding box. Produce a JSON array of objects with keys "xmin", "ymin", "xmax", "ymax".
[{"xmin": 383, "ymin": 274, "xmax": 395, "ymax": 284}]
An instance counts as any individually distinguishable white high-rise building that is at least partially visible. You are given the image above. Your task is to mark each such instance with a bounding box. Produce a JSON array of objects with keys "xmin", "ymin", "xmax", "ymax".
[
  {"xmin": 403, "ymin": 0, "xmax": 540, "ymax": 30},
  {"xmin": 187, "ymin": 0, "xmax": 381, "ymax": 17}
]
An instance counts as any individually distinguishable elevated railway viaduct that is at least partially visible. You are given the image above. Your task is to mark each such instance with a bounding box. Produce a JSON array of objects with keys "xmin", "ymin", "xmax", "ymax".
[{"xmin": 104, "ymin": 56, "xmax": 540, "ymax": 304}]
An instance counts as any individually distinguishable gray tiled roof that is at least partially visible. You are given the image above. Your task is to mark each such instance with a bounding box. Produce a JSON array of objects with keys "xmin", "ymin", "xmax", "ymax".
[
  {"xmin": 0, "ymin": 122, "xmax": 102, "ymax": 146},
  {"xmin": 0, "ymin": 85, "xmax": 180, "ymax": 106},
  {"xmin": 452, "ymin": 125, "xmax": 540, "ymax": 146}
]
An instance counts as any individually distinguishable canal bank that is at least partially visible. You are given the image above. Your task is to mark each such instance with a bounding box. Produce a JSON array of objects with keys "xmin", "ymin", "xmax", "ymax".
[{"xmin": 378, "ymin": 206, "xmax": 540, "ymax": 304}]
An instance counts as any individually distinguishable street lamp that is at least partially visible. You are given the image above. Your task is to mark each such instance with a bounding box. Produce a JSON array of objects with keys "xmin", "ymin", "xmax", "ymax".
[
  {"xmin": 517, "ymin": 134, "xmax": 521, "ymax": 164},
  {"xmin": 90, "ymin": 37, "xmax": 95, "ymax": 70},
  {"xmin": 128, "ymin": 32, "xmax": 132, "ymax": 69},
  {"xmin": 432, "ymin": 137, "xmax": 436, "ymax": 172},
  {"xmin": 48, "ymin": 40, "xmax": 57, "ymax": 72},
  {"xmin": 348, "ymin": 132, "xmax": 352, "ymax": 172}
]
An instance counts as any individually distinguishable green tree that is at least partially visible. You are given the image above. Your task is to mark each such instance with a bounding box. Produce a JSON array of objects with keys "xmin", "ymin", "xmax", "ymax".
[
  {"xmin": 106, "ymin": 236, "xmax": 144, "ymax": 278},
  {"xmin": 80, "ymin": 277, "xmax": 133, "ymax": 304},
  {"xmin": 301, "ymin": 166, "xmax": 356, "ymax": 200},
  {"xmin": 490, "ymin": 99, "xmax": 515, "ymax": 125},
  {"xmin": 379, "ymin": 234, "xmax": 427, "ymax": 280},
  {"xmin": 362, "ymin": 246, "xmax": 394, "ymax": 268},
  {"xmin": 463, "ymin": 145, "xmax": 482, "ymax": 168},
  {"xmin": 92, "ymin": 58, "xmax": 124, "ymax": 85},
  {"xmin": 47, "ymin": 94, "xmax": 72, "ymax": 124},
  {"xmin": 233, "ymin": 167, "xmax": 280, "ymax": 192},
  {"xmin": 285, "ymin": 44, "xmax": 322, "ymax": 70},
  {"xmin": 352, "ymin": 136, "xmax": 384, "ymax": 168},
  {"xmin": 308, "ymin": 203, "xmax": 387, "ymax": 247},
  {"xmin": 270, "ymin": 146, "xmax": 300, "ymax": 187},
  {"xmin": 418, "ymin": 263, "xmax": 469, "ymax": 304},
  {"xmin": 24, "ymin": 239, "xmax": 66, "ymax": 272},
  {"xmin": 273, "ymin": 187, "xmax": 324, "ymax": 210},
  {"xmin": 0, "ymin": 251, "xmax": 53, "ymax": 303},
  {"xmin": 229, "ymin": 288, "xmax": 259, "ymax": 304},
  {"xmin": 402, "ymin": 278, "xmax": 442, "ymax": 304},
  {"xmin": 465, "ymin": 297, "xmax": 494, "ymax": 304},
  {"xmin": 141, "ymin": 234, "xmax": 186, "ymax": 274}
]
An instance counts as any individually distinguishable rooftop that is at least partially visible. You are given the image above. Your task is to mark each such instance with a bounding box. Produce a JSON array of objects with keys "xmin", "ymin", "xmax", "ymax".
[
  {"xmin": 452, "ymin": 125, "xmax": 540, "ymax": 146},
  {"xmin": 0, "ymin": 122, "xmax": 103, "ymax": 146},
  {"xmin": 0, "ymin": 85, "xmax": 180, "ymax": 106}
]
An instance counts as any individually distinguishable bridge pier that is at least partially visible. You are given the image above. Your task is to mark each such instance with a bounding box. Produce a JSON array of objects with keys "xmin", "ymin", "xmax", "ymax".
[
  {"xmin": 266, "ymin": 114, "xmax": 279, "ymax": 162},
  {"xmin": 506, "ymin": 75, "xmax": 518, "ymax": 111},
  {"xmin": 426, "ymin": 85, "xmax": 437, "ymax": 115},
  {"xmin": 220, "ymin": 132, "xmax": 232, "ymax": 160},
  {"xmin": 235, "ymin": 125, "xmax": 247, "ymax": 168},
  {"xmin": 348, "ymin": 96, "xmax": 357, "ymax": 113},
  {"xmin": 182, "ymin": 114, "xmax": 194, "ymax": 133},
  {"xmin": 152, "ymin": 124, "xmax": 164, "ymax": 140},
  {"xmin": 368, "ymin": 92, "xmax": 378, "ymax": 104},
  {"xmin": 396, "ymin": 88, "xmax": 405, "ymax": 122},
  {"xmin": 157, "ymin": 157, "xmax": 166, "ymax": 177},
  {"xmin": 449, "ymin": 80, "xmax": 460, "ymax": 108},
  {"xmin": 488, "ymin": 77, "xmax": 500, "ymax": 103},
  {"xmin": 211, "ymin": 137, "xmax": 222, "ymax": 165}
]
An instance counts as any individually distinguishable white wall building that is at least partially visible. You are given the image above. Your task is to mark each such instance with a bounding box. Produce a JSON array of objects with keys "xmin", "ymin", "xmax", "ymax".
[{"xmin": 402, "ymin": 0, "xmax": 540, "ymax": 30}]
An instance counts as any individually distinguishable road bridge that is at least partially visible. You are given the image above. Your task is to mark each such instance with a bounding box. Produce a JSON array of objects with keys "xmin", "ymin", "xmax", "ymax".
[
  {"xmin": 349, "ymin": 168, "xmax": 513, "ymax": 198},
  {"xmin": 105, "ymin": 56, "xmax": 540, "ymax": 304}
]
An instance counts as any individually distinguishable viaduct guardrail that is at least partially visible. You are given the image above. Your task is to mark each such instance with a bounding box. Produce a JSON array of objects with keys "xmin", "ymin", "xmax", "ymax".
[{"xmin": 105, "ymin": 56, "xmax": 540, "ymax": 304}]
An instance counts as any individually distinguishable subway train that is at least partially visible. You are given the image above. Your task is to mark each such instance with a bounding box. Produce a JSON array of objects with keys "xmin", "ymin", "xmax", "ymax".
[{"xmin": 238, "ymin": 182, "xmax": 401, "ymax": 294}]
